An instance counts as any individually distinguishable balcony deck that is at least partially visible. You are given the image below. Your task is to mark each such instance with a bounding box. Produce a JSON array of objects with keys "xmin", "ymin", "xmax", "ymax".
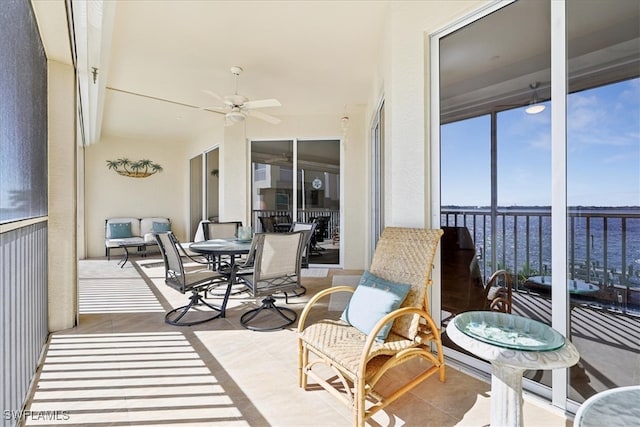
[{"xmin": 19, "ymin": 258, "xmax": 571, "ymax": 426}]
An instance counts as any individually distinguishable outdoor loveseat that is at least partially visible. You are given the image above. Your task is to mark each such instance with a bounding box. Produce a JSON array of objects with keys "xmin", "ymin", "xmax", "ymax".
[{"xmin": 105, "ymin": 217, "xmax": 171, "ymax": 260}]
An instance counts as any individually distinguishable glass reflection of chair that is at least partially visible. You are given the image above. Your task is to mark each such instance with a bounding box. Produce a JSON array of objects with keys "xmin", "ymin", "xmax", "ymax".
[
  {"xmin": 441, "ymin": 226, "xmax": 512, "ymax": 321},
  {"xmin": 271, "ymin": 214, "xmax": 292, "ymax": 232},
  {"xmin": 314, "ymin": 216, "xmax": 330, "ymax": 242},
  {"xmin": 308, "ymin": 217, "xmax": 326, "ymax": 255},
  {"xmin": 153, "ymin": 231, "xmax": 228, "ymax": 326},
  {"xmin": 258, "ymin": 216, "xmax": 276, "ymax": 233},
  {"xmin": 233, "ymin": 232, "xmax": 306, "ymax": 331}
]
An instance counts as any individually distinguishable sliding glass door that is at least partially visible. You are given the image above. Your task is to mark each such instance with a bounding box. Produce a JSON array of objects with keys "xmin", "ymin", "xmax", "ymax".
[
  {"xmin": 189, "ymin": 147, "xmax": 220, "ymax": 241},
  {"xmin": 434, "ymin": 0, "xmax": 639, "ymax": 408},
  {"xmin": 566, "ymin": 0, "xmax": 640, "ymax": 403},
  {"xmin": 251, "ymin": 138, "xmax": 341, "ymax": 266}
]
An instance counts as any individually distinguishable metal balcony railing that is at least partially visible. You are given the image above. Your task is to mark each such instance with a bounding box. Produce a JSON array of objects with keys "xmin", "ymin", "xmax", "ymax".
[
  {"xmin": 441, "ymin": 206, "xmax": 640, "ymax": 313},
  {"xmin": 252, "ymin": 209, "xmax": 339, "ymax": 242}
]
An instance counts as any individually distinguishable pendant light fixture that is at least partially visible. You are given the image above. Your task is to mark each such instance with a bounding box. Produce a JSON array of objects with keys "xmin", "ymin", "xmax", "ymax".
[{"xmin": 525, "ymin": 82, "xmax": 546, "ymax": 115}]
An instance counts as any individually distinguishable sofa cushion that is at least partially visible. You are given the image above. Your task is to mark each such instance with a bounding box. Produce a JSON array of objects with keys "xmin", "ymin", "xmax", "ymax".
[
  {"xmin": 108, "ymin": 222, "xmax": 132, "ymax": 238},
  {"xmin": 140, "ymin": 217, "xmax": 170, "ymax": 236},
  {"xmin": 106, "ymin": 218, "xmax": 141, "ymax": 238},
  {"xmin": 152, "ymin": 221, "xmax": 171, "ymax": 232}
]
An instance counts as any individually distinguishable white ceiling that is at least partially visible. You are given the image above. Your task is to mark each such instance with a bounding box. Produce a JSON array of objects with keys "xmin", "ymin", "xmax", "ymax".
[
  {"xmin": 93, "ymin": 0, "xmax": 390, "ymax": 142},
  {"xmin": 44, "ymin": 0, "xmax": 638, "ymax": 142}
]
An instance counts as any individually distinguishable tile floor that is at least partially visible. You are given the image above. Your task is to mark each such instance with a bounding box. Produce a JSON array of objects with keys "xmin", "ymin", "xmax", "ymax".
[{"xmin": 21, "ymin": 257, "xmax": 574, "ymax": 426}]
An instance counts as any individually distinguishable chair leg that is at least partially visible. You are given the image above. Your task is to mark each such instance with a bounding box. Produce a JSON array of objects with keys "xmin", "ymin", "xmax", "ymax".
[
  {"xmin": 272, "ymin": 285, "xmax": 306, "ymax": 299},
  {"xmin": 355, "ymin": 378, "xmax": 366, "ymax": 427},
  {"xmin": 298, "ymin": 341, "xmax": 308, "ymax": 389},
  {"xmin": 240, "ymin": 296, "xmax": 297, "ymax": 331},
  {"xmin": 165, "ymin": 290, "xmax": 222, "ymax": 326}
]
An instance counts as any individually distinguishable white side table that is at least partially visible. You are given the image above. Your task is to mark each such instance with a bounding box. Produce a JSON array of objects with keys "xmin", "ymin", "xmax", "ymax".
[{"xmin": 447, "ymin": 311, "xmax": 580, "ymax": 427}]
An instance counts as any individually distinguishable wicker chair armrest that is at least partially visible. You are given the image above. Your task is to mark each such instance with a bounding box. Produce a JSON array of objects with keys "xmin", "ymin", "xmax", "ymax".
[
  {"xmin": 297, "ymin": 285, "xmax": 356, "ymax": 332},
  {"xmin": 484, "ymin": 269, "xmax": 512, "ymax": 313},
  {"xmin": 353, "ymin": 307, "xmax": 441, "ymax": 384},
  {"xmin": 356, "ymin": 306, "xmax": 436, "ymax": 367},
  {"xmin": 486, "ymin": 269, "xmax": 511, "ymax": 287}
]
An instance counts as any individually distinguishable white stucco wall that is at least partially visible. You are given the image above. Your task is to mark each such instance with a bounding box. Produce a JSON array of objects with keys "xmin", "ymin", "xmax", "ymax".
[
  {"xmin": 374, "ymin": 1, "xmax": 487, "ymax": 228},
  {"xmin": 81, "ymin": 0, "xmax": 488, "ymax": 265},
  {"xmin": 84, "ymin": 135, "xmax": 192, "ymax": 257}
]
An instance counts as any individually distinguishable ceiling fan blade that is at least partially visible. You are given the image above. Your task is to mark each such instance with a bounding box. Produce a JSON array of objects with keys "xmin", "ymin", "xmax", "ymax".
[
  {"xmin": 243, "ymin": 98, "xmax": 281, "ymax": 109},
  {"xmin": 247, "ymin": 109, "xmax": 281, "ymax": 124},
  {"xmin": 198, "ymin": 106, "xmax": 229, "ymax": 115},
  {"xmin": 203, "ymin": 90, "xmax": 234, "ymax": 106}
]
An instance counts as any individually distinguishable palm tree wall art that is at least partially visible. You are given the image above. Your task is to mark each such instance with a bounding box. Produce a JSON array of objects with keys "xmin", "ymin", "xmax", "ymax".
[{"xmin": 105, "ymin": 158, "xmax": 163, "ymax": 178}]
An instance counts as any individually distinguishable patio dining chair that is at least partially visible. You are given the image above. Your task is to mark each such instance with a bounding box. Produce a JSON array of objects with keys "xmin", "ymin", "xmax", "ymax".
[
  {"xmin": 201, "ymin": 220, "xmax": 244, "ymax": 269},
  {"xmin": 267, "ymin": 222, "xmax": 316, "ymax": 299},
  {"xmin": 201, "ymin": 221, "xmax": 242, "ymax": 240},
  {"xmin": 289, "ymin": 221, "xmax": 317, "ymax": 269},
  {"xmin": 297, "ymin": 227, "xmax": 445, "ymax": 426},
  {"xmin": 233, "ymin": 231, "xmax": 306, "ymax": 331},
  {"xmin": 154, "ymin": 231, "xmax": 228, "ymax": 326}
]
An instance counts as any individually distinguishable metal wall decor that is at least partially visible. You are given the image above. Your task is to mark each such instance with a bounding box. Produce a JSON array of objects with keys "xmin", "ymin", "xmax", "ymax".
[{"xmin": 106, "ymin": 158, "xmax": 163, "ymax": 178}]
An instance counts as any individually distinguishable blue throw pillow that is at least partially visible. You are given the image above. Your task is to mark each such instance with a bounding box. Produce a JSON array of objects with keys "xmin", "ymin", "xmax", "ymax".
[
  {"xmin": 152, "ymin": 221, "xmax": 171, "ymax": 232},
  {"xmin": 109, "ymin": 222, "xmax": 132, "ymax": 238},
  {"xmin": 340, "ymin": 271, "xmax": 411, "ymax": 342}
]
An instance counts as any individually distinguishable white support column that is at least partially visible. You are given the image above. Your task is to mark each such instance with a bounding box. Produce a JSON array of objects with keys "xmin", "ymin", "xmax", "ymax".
[
  {"xmin": 550, "ymin": 0, "xmax": 569, "ymax": 409},
  {"xmin": 48, "ymin": 60, "xmax": 78, "ymax": 331}
]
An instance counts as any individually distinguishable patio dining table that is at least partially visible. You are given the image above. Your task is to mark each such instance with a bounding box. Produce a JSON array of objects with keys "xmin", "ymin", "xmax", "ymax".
[{"xmin": 189, "ymin": 238, "xmax": 252, "ymax": 317}]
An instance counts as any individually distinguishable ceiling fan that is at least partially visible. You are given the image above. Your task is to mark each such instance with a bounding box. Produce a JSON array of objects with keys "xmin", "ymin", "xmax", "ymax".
[{"xmin": 201, "ymin": 66, "xmax": 282, "ymax": 126}]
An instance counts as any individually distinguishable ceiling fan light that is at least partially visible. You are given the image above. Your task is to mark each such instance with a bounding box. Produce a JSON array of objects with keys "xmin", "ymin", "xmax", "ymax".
[
  {"xmin": 525, "ymin": 104, "xmax": 546, "ymax": 115},
  {"xmin": 226, "ymin": 110, "xmax": 246, "ymax": 122}
]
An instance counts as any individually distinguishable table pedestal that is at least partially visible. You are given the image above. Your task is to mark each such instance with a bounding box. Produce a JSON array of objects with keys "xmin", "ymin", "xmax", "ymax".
[{"xmin": 491, "ymin": 364, "xmax": 525, "ymax": 427}]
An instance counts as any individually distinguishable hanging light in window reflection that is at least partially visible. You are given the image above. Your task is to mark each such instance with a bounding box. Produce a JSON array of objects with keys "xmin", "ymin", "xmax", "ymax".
[{"xmin": 525, "ymin": 82, "xmax": 546, "ymax": 115}]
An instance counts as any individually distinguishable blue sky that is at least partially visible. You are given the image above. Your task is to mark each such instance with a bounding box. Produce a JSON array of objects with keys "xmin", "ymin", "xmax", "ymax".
[{"xmin": 441, "ymin": 78, "xmax": 640, "ymax": 207}]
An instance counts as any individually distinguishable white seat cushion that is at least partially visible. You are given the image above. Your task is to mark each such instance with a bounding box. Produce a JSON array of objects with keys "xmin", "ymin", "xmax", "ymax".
[{"xmin": 105, "ymin": 237, "xmax": 145, "ymax": 248}]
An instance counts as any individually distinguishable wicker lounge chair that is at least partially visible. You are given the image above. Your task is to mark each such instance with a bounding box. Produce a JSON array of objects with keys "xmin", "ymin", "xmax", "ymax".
[{"xmin": 297, "ymin": 227, "xmax": 445, "ymax": 426}]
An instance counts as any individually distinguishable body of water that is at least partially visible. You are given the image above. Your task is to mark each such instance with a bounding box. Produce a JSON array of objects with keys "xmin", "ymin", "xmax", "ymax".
[{"xmin": 442, "ymin": 206, "xmax": 640, "ymax": 287}]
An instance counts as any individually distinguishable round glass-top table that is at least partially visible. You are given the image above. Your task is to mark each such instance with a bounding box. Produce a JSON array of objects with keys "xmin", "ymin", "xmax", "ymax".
[
  {"xmin": 447, "ymin": 311, "xmax": 580, "ymax": 427},
  {"xmin": 524, "ymin": 276, "xmax": 600, "ymax": 295},
  {"xmin": 573, "ymin": 385, "xmax": 640, "ymax": 427}
]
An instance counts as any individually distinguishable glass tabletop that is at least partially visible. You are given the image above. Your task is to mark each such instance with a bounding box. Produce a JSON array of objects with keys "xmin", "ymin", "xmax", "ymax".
[
  {"xmin": 190, "ymin": 238, "xmax": 252, "ymax": 253},
  {"xmin": 453, "ymin": 311, "xmax": 565, "ymax": 351}
]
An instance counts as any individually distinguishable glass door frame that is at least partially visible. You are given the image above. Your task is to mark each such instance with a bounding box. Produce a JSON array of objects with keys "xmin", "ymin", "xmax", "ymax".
[{"xmin": 430, "ymin": 0, "xmax": 573, "ymax": 412}]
